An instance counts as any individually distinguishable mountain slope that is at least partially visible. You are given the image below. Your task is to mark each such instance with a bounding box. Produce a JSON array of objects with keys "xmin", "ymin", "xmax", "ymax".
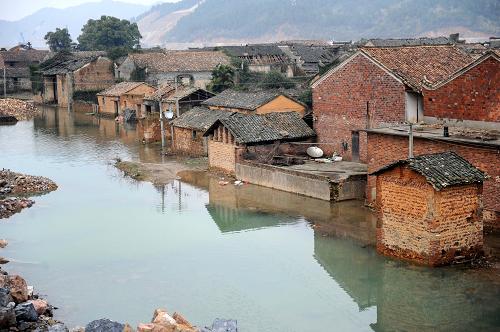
[
  {"xmin": 159, "ymin": 0, "xmax": 499, "ymax": 43},
  {"xmin": 0, "ymin": 0, "xmax": 149, "ymax": 48}
]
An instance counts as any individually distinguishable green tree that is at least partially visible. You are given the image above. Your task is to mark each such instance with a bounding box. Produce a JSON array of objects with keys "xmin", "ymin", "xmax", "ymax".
[
  {"xmin": 44, "ymin": 28, "xmax": 74, "ymax": 52},
  {"xmin": 259, "ymin": 71, "xmax": 295, "ymax": 89},
  {"xmin": 208, "ymin": 64, "xmax": 234, "ymax": 93},
  {"xmin": 77, "ymin": 16, "xmax": 141, "ymax": 56}
]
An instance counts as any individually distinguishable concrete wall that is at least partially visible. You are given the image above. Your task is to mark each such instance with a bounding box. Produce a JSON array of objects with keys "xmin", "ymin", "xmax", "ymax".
[
  {"xmin": 236, "ymin": 161, "xmax": 333, "ymax": 201},
  {"xmin": 375, "ymin": 165, "xmax": 483, "ymax": 266}
]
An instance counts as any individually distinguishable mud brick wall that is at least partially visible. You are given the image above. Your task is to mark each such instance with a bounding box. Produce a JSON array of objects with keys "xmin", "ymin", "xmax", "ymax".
[
  {"xmin": 423, "ymin": 57, "xmax": 500, "ymax": 123},
  {"xmin": 173, "ymin": 127, "xmax": 206, "ymax": 156},
  {"xmin": 312, "ymin": 53, "xmax": 406, "ymax": 162},
  {"xmin": 376, "ymin": 166, "xmax": 483, "ymax": 266},
  {"xmin": 208, "ymin": 140, "xmax": 236, "ymax": 174},
  {"xmin": 367, "ymin": 133, "xmax": 500, "ymax": 227},
  {"xmin": 73, "ymin": 57, "xmax": 114, "ymax": 92}
]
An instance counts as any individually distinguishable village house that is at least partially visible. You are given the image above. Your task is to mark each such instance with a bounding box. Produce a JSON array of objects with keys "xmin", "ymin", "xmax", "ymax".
[
  {"xmin": 117, "ymin": 50, "xmax": 230, "ymax": 89},
  {"xmin": 203, "ymin": 112, "xmax": 315, "ymax": 174},
  {"xmin": 220, "ymin": 45, "xmax": 294, "ymax": 77},
  {"xmin": 364, "ymin": 50, "xmax": 500, "ymax": 227},
  {"xmin": 170, "ymin": 107, "xmax": 233, "ymax": 156},
  {"xmin": 372, "ymin": 151, "xmax": 486, "ymax": 266},
  {"xmin": 97, "ymin": 81, "xmax": 156, "ymax": 117},
  {"xmin": 41, "ymin": 52, "xmax": 114, "ymax": 107},
  {"xmin": 311, "ymin": 45, "xmax": 476, "ymax": 162},
  {"xmin": 142, "ymin": 83, "xmax": 214, "ymax": 117},
  {"xmin": 202, "ymin": 89, "xmax": 308, "ymax": 116},
  {"xmin": 0, "ymin": 48, "xmax": 49, "ymax": 93}
]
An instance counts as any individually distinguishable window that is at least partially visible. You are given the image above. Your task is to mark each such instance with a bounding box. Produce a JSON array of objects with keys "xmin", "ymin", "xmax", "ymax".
[{"xmin": 192, "ymin": 130, "xmax": 197, "ymax": 140}]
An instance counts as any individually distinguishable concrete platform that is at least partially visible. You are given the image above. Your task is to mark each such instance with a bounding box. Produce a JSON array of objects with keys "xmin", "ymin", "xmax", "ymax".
[{"xmin": 235, "ymin": 160, "xmax": 368, "ymax": 201}]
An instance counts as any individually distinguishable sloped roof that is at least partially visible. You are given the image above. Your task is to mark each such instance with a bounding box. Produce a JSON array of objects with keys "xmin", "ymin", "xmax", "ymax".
[
  {"xmin": 144, "ymin": 83, "xmax": 176, "ymax": 101},
  {"xmin": 222, "ymin": 45, "xmax": 285, "ymax": 57},
  {"xmin": 97, "ymin": 82, "xmax": 147, "ymax": 97},
  {"xmin": 205, "ymin": 112, "xmax": 315, "ymax": 144},
  {"xmin": 371, "ymin": 151, "xmax": 486, "ymax": 190},
  {"xmin": 290, "ymin": 45, "xmax": 339, "ymax": 63},
  {"xmin": 1, "ymin": 49, "xmax": 50, "ymax": 63},
  {"xmin": 361, "ymin": 37, "xmax": 452, "ymax": 47},
  {"xmin": 5, "ymin": 67, "xmax": 30, "ymax": 78},
  {"xmin": 163, "ymin": 86, "xmax": 214, "ymax": 102},
  {"xmin": 202, "ymin": 89, "xmax": 284, "ymax": 110},
  {"xmin": 127, "ymin": 50, "xmax": 230, "ymax": 73},
  {"xmin": 360, "ymin": 45, "xmax": 474, "ymax": 90},
  {"xmin": 171, "ymin": 107, "xmax": 234, "ymax": 131},
  {"xmin": 41, "ymin": 51, "xmax": 107, "ymax": 75}
]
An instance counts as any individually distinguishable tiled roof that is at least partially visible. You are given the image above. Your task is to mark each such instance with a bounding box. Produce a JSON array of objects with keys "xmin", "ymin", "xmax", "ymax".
[
  {"xmin": 361, "ymin": 45, "xmax": 474, "ymax": 90},
  {"xmin": 361, "ymin": 37, "xmax": 452, "ymax": 47},
  {"xmin": 97, "ymin": 82, "xmax": 146, "ymax": 97},
  {"xmin": 144, "ymin": 83, "xmax": 176, "ymax": 101},
  {"xmin": 128, "ymin": 50, "xmax": 230, "ymax": 73},
  {"xmin": 290, "ymin": 45, "xmax": 339, "ymax": 63},
  {"xmin": 202, "ymin": 89, "xmax": 283, "ymax": 110},
  {"xmin": 371, "ymin": 151, "xmax": 486, "ymax": 190},
  {"xmin": 205, "ymin": 112, "xmax": 316, "ymax": 144},
  {"xmin": 171, "ymin": 107, "xmax": 234, "ymax": 131},
  {"xmin": 5, "ymin": 67, "xmax": 30, "ymax": 78},
  {"xmin": 222, "ymin": 45, "xmax": 285, "ymax": 57},
  {"xmin": 41, "ymin": 51, "xmax": 107, "ymax": 75},
  {"xmin": 0, "ymin": 49, "xmax": 50, "ymax": 63},
  {"xmin": 163, "ymin": 86, "xmax": 214, "ymax": 102}
]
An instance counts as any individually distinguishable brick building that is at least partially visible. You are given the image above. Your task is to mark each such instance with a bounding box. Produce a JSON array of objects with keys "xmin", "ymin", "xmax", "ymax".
[
  {"xmin": 0, "ymin": 48, "xmax": 49, "ymax": 93},
  {"xmin": 202, "ymin": 89, "xmax": 308, "ymax": 116},
  {"xmin": 311, "ymin": 45, "xmax": 475, "ymax": 162},
  {"xmin": 204, "ymin": 112, "xmax": 315, "ymax": 174},
  {"xmin": 41, "ymin": 52, "xmax": 114, "ymax": 107},
  {"xmin": 97, "ymin": 82, "xmax": 156, "ymax": 117},
  {"xmin": 372, "ymin": 151, "xmax": 486, "ymax": 266},
  {"xmin": 117, "ymin": 50, "xmax": 230, "ymax": 89},
  {"xmin": 170, "ymin": 107, "xmax": 233, "ymax": 156}
]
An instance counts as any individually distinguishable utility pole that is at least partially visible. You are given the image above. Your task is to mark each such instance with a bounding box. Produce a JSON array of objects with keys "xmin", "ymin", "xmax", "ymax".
[
  {"xmin": 408, "ymin": 123, "xmax": 414, "ymax": 159},
  {"xmin": 159, "ymin": 102, "xmax": 165, "ymax": 149},
  {"xmin": 3, "ymin": 67, "xmax": 6, "ymax": 98}
]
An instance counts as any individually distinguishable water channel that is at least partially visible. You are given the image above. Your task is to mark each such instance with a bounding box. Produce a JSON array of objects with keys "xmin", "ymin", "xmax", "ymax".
[{"xmin": 1, "ymin": 106, "xmax": 499, "ymax": 331}]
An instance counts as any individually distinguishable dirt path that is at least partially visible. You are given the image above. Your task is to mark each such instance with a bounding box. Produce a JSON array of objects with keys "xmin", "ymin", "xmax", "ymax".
[{"xmin": 115, "ymin": 157, "xmax": 208, "ymax": 185}]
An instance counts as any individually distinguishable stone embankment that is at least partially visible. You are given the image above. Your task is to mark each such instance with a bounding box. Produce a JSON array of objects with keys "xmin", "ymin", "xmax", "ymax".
[
  {"xmin": 0, "ymin": 169, "xmax": 58, "ymax": 219},
  {"xmin": 0, "ymin": 99, "xmax": 40, "ymax": 121}
]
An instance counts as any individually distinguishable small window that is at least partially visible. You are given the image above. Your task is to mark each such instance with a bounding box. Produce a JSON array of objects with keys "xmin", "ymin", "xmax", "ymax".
[{"xmin": 192, "ymin": 130, "xmax": 197, "ymax": 140}]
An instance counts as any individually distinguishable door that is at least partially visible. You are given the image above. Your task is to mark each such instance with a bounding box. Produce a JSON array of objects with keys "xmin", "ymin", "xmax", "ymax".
[
  {"xmin": 113, "ymin": 101, "xmax": 119, "ymax": 116},
  {"xmin": 352, "ymin": 131, "xmax": 360, "ymax": 162}
]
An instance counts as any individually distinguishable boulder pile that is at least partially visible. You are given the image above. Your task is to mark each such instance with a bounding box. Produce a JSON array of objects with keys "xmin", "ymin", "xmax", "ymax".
[
  {"xmin": 0, "ymin": 98, "xmax": 40, "ymax": 121},
  {"xmin": 0, "ymin": 267, "xmax": 66, "ymax": 331},
  {"xmin": 0, "ymin": 198, "xmax": 34, "ymax": 219},
  {"xmin": 0, "ymin": 169, "xmax": 58, "ymax": 196}
]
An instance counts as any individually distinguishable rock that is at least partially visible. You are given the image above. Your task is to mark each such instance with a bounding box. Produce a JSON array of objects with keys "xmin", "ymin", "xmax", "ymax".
[
  {"xmin": 0, "ymin": 257, "xmax": 9, "ymax": 264},
  {"xmin": 123, "ymin": 323, "xmax": 134, "ymax": 332},
  {"xmin": 210, "ymin": 319, "xmax": 237, "ymax": 332},
  {"xmin": 0, "ymin": 239, "xmax": 7, "ymax": 248},
  {"xmin": 152, "ymin": 309, "xmax": 176, "ymax": 326},
  {"xmin": 137, "ymin": 323, "xmax": 175, "ymax": 332},
  {"xmin": 69, "ymin": 326, "xmax": 85, "ymax": 332},
  {"xmin": 0, "ymin": 287, "xmax": 13, "ymax": 306},
  {"xmin": 8, "ymin": 275, "xmax": 29, "ymax": 303},
  {"xmin": 48, "ymin": 323, "xmax": 69, "ymax": 332},
  {"xmin": 30, "ymin": 299, "xmax": 48, "ymax": 315},
  {"xmin": 137, "ymin": 323, "xmax": 155, "ymax": 331},
  {"xmin": 14, "ymin": 302, "xmax": 38, "ymax": 322},
  {"xmin": 172, "ymin": 312, "xmax": 192, "ymax": 328},
  {"xmin": 0, "ymin": 304, "xmax": 16, "ymax": 328},
  {"xmin": 85, "ymin": 318, "xmax": 125, "ymax": 332}
]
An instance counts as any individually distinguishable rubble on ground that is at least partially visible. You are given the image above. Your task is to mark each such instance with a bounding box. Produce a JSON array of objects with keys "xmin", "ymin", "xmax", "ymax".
[
  {"xmin": 0, "ymin": 98, "xmax": 40, "ymax": 121},
  {"xmin": 0, "ymin": 169, "xmax": 58, "ymax": 196},
  {"xmin": 0, "ymin": 198, "xmax": 34, "ymax": 219}
]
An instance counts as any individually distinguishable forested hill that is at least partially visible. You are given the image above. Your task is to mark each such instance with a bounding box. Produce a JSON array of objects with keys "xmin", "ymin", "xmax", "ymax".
[{"xmin": 140, "ymin": 0, "xmax": 499, "ymax": 45}]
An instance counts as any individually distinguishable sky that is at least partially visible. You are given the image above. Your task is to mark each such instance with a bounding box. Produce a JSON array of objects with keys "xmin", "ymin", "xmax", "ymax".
[{"xmin": 0, "ymin": 0, "xmax": 177, "ymax": 21}]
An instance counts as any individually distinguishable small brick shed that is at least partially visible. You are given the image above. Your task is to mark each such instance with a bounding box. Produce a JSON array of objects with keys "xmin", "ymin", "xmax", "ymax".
[{"xmin": 371, "ymin": 151, "xmax": 486, "ymax": 266}]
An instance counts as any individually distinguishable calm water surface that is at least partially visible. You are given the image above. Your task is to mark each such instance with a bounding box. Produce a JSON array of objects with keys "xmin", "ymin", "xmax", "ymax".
[{"xmin": 0, "ymin": 106, "xmax": 499, "ymax": 331}]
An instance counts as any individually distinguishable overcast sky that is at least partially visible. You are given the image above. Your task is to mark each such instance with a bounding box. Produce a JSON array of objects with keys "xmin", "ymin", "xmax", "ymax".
[{"xmin": 0, "ymin": 0, "xmax": 176, "ymax": 21}]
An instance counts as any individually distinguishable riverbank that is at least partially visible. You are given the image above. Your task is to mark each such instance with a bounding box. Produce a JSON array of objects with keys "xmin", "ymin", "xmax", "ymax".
[
  {"xmin": 115, "ymin": 158, "xmax": 208, "ymax": 185},
  {"xmin": 0, "ymin": 99, "xmax": 40, "ymax": 121}
]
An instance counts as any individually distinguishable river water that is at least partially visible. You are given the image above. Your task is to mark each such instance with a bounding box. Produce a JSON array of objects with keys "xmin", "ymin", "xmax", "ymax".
[{"xmin": 1, "ymin": 106, "xmax": 499, "ymax": 331}]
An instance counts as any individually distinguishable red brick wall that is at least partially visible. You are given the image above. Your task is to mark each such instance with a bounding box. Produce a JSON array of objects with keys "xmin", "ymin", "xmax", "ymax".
[
  {"xmin": 312, "ymin": 53, "xmax": 407, "ymax": 162},
  {"xmin": 367, "ymin": 133, "xmax": 500, "ymax": 226},
  {"xmin": 423, "ymin": 57, "xmax": 500, "ymax": 123},
  {"xmin": 173, "ymin": 127, "xmax": 206, "ymax": 156}
]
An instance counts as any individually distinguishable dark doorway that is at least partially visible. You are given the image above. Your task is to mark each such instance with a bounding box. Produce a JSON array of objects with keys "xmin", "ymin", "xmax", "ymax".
[
  {"xmin": 113, "ymin": 101, "xmax": 119, "ymax": 116},
  {"xmin": 352, "ymin": 131, "xmax": 360, "ymax": 162}
]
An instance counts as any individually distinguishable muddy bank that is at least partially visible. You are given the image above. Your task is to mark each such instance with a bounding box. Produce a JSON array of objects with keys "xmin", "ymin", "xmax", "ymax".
[
  {"xmin": 115, "ymin": 158, "xmax": 208, "ymax": 185},
  {"xmin": 0, "ymin": 99, "xmax": 39, "ymax": 121},
  {"xmin": 0, "ymin": 169, "xmax": 58, "ymax": 219}
]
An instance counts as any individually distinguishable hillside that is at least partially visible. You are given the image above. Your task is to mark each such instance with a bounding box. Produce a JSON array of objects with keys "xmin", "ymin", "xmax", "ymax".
[
  {"xmin": 0, "ymin": 0, "xmax": 149, "ymax": 48},
  {"xmin": 142, "ymin": 0, "xmax": 499, "ymax": 45}
]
